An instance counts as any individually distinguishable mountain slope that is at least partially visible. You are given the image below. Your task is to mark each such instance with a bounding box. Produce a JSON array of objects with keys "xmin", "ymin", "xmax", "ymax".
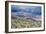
[{"xmin": 11, "ymin": 16, "xmax": 41, "ymax": 29}]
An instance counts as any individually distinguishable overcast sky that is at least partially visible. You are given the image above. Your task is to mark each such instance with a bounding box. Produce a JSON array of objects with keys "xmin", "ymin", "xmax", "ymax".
[{"xmin": 11, "ymin": 5, "xmax": 41, "ymax": 16}]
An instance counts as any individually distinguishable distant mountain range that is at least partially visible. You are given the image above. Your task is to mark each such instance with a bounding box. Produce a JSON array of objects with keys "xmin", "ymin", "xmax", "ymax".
[{"xmin": 11, "ymin": 12, "xmax": 42, "ymax": 22}]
